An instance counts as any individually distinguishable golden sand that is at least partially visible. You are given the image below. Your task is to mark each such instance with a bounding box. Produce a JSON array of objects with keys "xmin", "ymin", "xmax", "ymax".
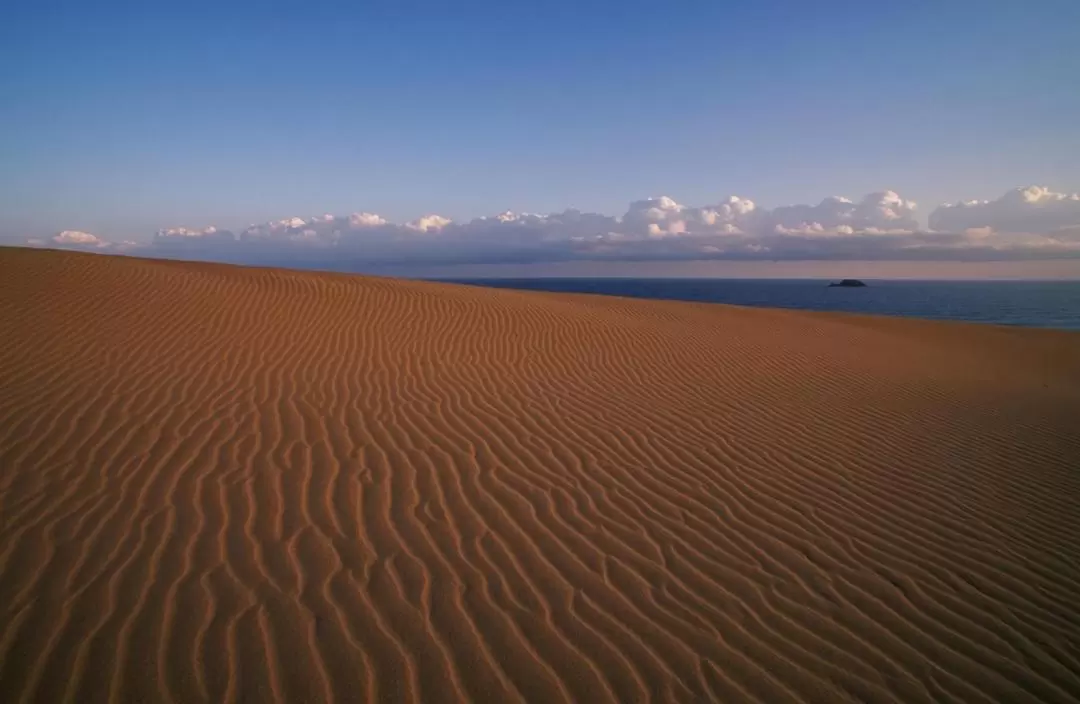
[{"xmin": 2, "ymin": 247, "xmax": 1079, "ymax": 702}]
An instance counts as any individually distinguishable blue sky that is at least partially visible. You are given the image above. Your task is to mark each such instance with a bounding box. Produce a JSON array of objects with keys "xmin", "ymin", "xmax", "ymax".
[{"xmin": 3, "ymin": 0, "xmax": 1080, "ymax": 274}]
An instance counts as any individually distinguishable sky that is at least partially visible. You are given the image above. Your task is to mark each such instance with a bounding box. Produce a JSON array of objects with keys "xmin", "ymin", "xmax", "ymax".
[{"xmin": 3, "ymin": 0, "xmax": 1080, "ymax": 276}]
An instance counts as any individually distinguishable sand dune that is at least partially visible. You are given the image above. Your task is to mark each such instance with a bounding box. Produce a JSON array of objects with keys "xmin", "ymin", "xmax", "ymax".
[{"xmin": 2, "ymin": 247, "xmax": 1080, "ymax": 703}]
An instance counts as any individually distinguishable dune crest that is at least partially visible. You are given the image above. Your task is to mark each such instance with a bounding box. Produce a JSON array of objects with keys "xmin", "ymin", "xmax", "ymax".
[{"xmin": 2, "ymin": 247, "xmax": 1080, "ymax": 703}]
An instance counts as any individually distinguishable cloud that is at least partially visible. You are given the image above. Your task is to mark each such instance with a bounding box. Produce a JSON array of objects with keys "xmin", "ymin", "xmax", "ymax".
[
  {"xmin": 1051, "ymin": 225, "xmax": 1080, "ymax": 243},
  {"xmin": 406, "ymin": 215, "xmax": 453, "ymax": 232},
  {"xmin": 621, "ymin": 196, "xmax": 753, "ymax": 238},
  {"xmin": 152, "ymin": 224, "xmax": 240, "ymax": 255},
  {"xmin": 156, "ymin": 226, "xmax": 221, "ymax": 238},
  {"xmin": 929, "ymin": 186, "xmax": 1080, "ymax": 234},
  {"xmin": 349, "ymin": 212, "xmax": 387, "ymax": 227},
  {"xmin": 53, "ymin": 230, "xmax": 106, "ymax": 246},
  {"xmin": 768, "ymin": 191, "xmax": 919, "ymax": 235},
  {"xmin": 32, "ymin": 185, "xmax": 1080, "ymax": 267}
]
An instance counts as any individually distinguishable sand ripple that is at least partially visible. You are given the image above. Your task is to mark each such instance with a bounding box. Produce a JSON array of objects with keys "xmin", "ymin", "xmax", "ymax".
[{"xmin": 2, "ymin": 248, "xmax": 1080, "ymax": 703}]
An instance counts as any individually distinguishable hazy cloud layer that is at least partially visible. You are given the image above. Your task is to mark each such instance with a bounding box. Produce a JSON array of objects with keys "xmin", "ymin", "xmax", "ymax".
[
  {"xmin": 929, "ymin": 186, "xmax": 1080, "ymax": 235},
  {"xmin": 29, "ymin": 186, "xmax": 1080, "ymax": 266}
]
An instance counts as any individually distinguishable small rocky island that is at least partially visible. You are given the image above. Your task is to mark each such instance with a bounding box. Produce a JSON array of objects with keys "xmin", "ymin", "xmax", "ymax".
[{"xmin": 828, "ymin": 279, "xmax": 868, "ymax": 288}]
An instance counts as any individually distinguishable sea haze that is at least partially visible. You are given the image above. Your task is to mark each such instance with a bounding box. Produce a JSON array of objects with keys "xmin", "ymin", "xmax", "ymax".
[{"xmin": 446, "ymin": 279, "xmax": 1080, "ymax": 331}]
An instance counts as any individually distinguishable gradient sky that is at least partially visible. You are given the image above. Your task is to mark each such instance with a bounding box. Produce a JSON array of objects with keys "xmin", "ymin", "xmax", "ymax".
[{"xmin": 2, "ymin": 1, "xmax": 1080, "ymax": 281}]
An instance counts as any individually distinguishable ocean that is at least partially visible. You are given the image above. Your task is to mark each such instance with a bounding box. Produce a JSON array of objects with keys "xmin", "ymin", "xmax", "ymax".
[{"xmin": 447, "ymin": 279, "xmax": 1080, "ymax": 331}]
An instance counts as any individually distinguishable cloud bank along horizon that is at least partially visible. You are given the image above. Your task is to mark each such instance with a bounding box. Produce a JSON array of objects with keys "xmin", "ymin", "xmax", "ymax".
[{"xmin": 30, "ymin": 186, "xmax": 1080, "ymax": 267}]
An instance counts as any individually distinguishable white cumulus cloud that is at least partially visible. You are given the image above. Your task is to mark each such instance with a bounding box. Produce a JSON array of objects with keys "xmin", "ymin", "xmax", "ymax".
[
  {"xmin": 623, "ymin": 195, "xmax": 755, "ymax": 238},
  {"xmin": 767, "ymin": 191, "xmax": 919, "ymax": 234},
  {"xmin": 930, "ymin": 186, "xmax": 1080, "ymax": 233},
  {"xmin": 156, "ymin": 225, "xmax": 225, "ymax": 238},
  {"xmin": 53, "ymin": 230, "xmax": 106, "ymax": 246},
  {"xmin": 31, "ymin": 185, "xmax": 1080, "ymax": 265},
  {"xmin": 406, "ymin": 215, "xmax": 453, "ymax": 232},
  {"xmin": 348, "ymin": 212, "xmax": 387, "ymax": 227}
]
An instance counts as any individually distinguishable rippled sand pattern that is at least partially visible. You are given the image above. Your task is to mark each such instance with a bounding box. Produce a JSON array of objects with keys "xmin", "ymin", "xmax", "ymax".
[{"xmin": 2, "ymin": 248, "xmax": 1080, "ymax": 703}]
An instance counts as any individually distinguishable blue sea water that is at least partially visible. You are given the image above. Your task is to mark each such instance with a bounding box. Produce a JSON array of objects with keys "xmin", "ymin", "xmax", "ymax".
[{"xmin": 447, "ymin": 279, "xmax": 1080, "ymax": 331}]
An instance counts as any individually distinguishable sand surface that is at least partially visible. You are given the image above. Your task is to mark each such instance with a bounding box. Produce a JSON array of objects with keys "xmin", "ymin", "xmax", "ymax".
[{"xmin": 2, "ymin": 247, "xmax": 1080, "ymax": 703}]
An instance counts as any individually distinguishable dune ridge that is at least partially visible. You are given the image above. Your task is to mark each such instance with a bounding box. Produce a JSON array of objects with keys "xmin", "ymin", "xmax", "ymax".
[{"xmin": 2, "ymin": 247, "xmax": 1080, "ymax": 703}]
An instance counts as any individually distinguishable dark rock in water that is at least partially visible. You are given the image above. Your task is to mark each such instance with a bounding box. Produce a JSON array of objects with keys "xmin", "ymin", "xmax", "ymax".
[{"xmin": 828, "ymin": 279, "xmax": 867, "ymax": 288}]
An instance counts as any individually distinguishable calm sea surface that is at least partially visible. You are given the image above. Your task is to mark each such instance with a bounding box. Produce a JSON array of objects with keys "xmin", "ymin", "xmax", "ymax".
[{"xmin": 446, "ymin": 279, "xmax": 1080, "ymax": 331}]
